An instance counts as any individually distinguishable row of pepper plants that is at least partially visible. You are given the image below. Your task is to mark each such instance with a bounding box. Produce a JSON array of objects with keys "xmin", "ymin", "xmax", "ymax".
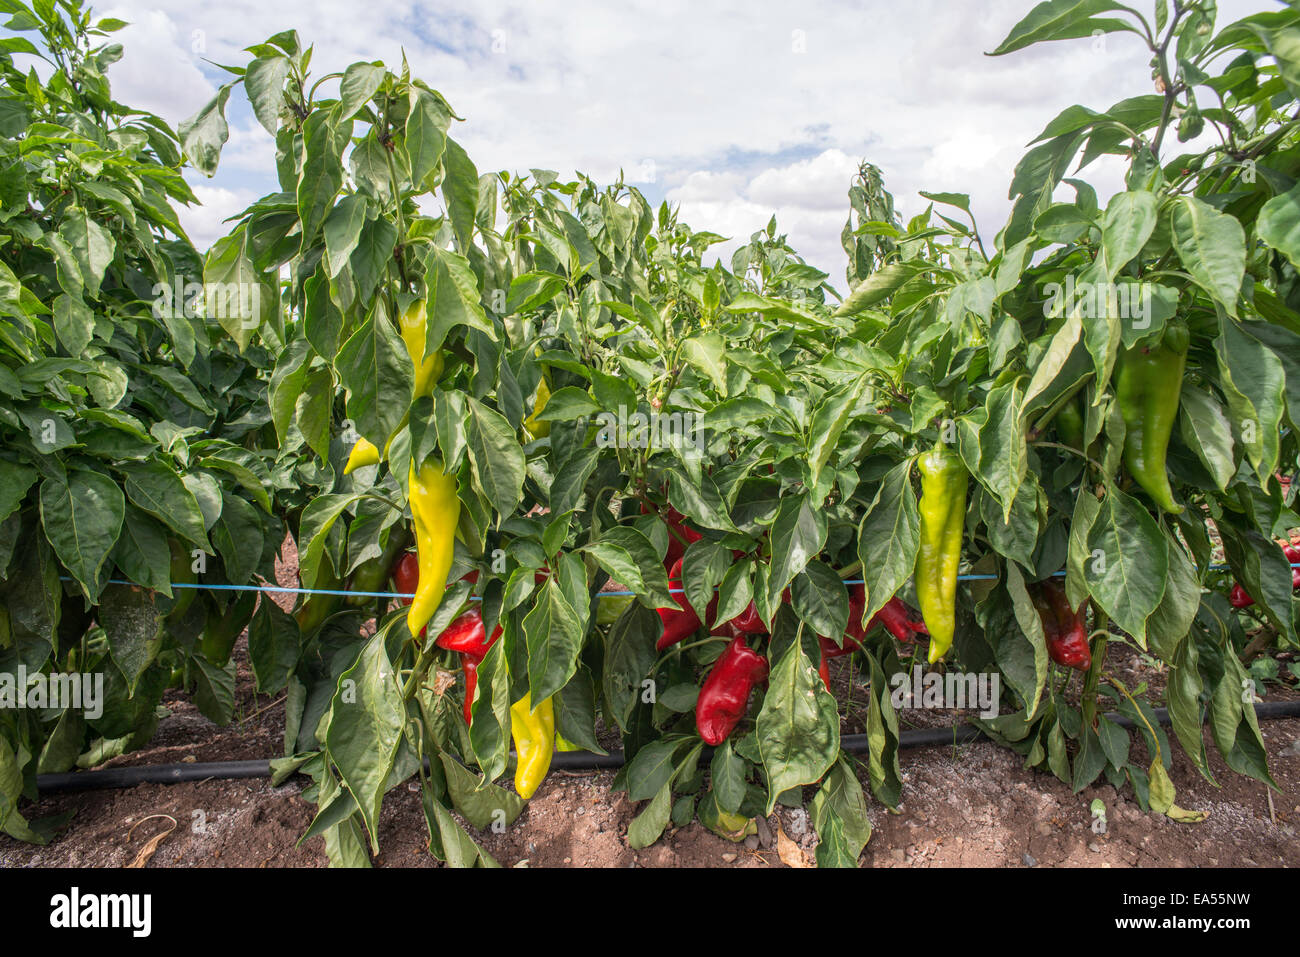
[{"xmin": 2, "ymin": 0, "xmax": 1299, "ymax": 865}]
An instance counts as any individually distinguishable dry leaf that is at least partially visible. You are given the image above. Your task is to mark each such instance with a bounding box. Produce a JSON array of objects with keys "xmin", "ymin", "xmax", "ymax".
[
  {"xmin": 126, "ymin": 814, "xmax": 177, "ymax": 869},
  {"xmin": 775, "ymin": 823, "xmax": 810, "ymax": 868}
]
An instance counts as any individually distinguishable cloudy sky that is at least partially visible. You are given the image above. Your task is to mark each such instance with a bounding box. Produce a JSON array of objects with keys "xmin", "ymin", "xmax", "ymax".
[{"xmin": 87, "ymin": 0, "xmax": 1275, "ymax": 287}]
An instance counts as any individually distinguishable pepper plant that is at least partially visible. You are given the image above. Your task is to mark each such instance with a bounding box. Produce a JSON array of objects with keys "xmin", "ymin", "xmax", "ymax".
[{"xmin": 2, "ymin": 0, "xmax": 1298, "ymax": 867}]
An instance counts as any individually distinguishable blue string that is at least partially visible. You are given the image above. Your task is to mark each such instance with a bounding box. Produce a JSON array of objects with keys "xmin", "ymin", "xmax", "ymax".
[{"xmin": 63, "ymin": 562, "xmax": 1297, "ymax": 600}]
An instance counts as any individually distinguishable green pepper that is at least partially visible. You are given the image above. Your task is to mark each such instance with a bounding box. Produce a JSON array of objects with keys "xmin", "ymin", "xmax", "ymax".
[
  {"xmin": 915, "ymin": 445, "xmax": 967, "ymax": 663},
  {"xmin": 296, "ymin": 561, "xmax": 342, "ymax": 635},
  {"xmin": 200, "ymin": 590, "xmax": 257, "ymax": 666},
  {"xmin": 1115, "ymin": 322, "xmax": 1188, "ymax": 515},
  {"xmin": 1055, "ymin": 395, "xmax": 1086, "ymax": 451},
  {"xmin": 345, "ymin": 525, "xmax": 413, "ymax": 608}
]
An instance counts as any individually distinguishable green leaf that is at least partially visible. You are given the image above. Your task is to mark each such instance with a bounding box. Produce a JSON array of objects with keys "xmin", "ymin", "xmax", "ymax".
[
  {"xmin": 757, "ymin": 634, "xmax": 838, "ymax": 815},
  {"xmin": 765, "ymin": 493, "xmax": 828, "ymax": 616},
  {"xmin": 297, "ymin": 110, "xmax": 349, "ymax": 247},
  {"xmin": 466, "ymin": 397, "xmax": 525, "ymax": 517},
  {"xmin": 1216, "ymin": 318, "xmax": 1285, "ymax": 485},
  {"xmin": 524, "ymin": 578, "xmax": 584, "ymax": 705},
  {"xmin": 710, "ymin": 740, "xmax": 747, "ymax": 815},
  {"xmin": 179, "ymin": 84, "xmax": 231, "ymax": 177},
  {"xmin": 1100, "ymin": 190, "xmax": 1157, "ymax": 276},
  {"xmin": 1084, "ymin": 486, "xmax": 1167, "ymax": 646},
  {"xmin": 680, "ymin": 332, "xmax": 727, "ymax": 395},
  {"xmin": 337, "ymin": 305, "xmax": 414, "ymax": 451},
  {"xmin": 247, "ymin": 594, "xmax": 301, "ymax": 695},
  {"xmin": 322, "ymin": 193, "xmax": 369, "ymax": 279},
  {"xmin": 297, "ymin": 493, "xmax": 361, "ymax": 590},
  {"xmin": 990, "ymin": 0, "xmax": 1135, "ymax": 56},
  {"xmin": 338, "ymin": 62, "xmax": 385, "ymax": 120},
  {"xmin": 118, "ymin": 460, "xmax": 210, "ymax": 552},
  {"xmin": 1171, "ymin": 196, "xmax": 1245, "ymax": 316},
  {"xmin": 1177, "ymin": 384, "xmax": 1235, "ymax": 491},
  {"xmin": 856, "ymin": 459, "xmax": 920, "ymax": 623},
  {"xmin": 58, "ymin": 206, "xmax": 115, "ymax": 299},
  {"xmin": 0, "ymin": 460, "xmax": 37, "ymax": 524},
  {"xmin": 39, "ymin": 469, "xmax": 125, "ymax": 601},
  {"xmin": 191, "ymin": 657, "xmax": 237, "ymax": 726},
  {"xmin": 442, "ymin": 137, "xmax": 480, "ymax": 253},
  {"xmin": 1257, "ymin": 182, "xmax": 1300, "ymax": 268},
  {"xmin": 439, "ymin": 752, "xmax": 526, "ymax": 830},
  {"xmin": 244, "ymin": 56, "xmax": 290, "ymax": 134},
  {"xmin": 583, "ymin": 529, "xmax": 675, "ymax": 611},
  {"xmin": 627, "ymin": 780, "xmax": 673, "ymax": 849},
  {"xmin": 99, "ymin": 583, "xmax": 164, "ymax": 694},
  {"xmin": 833, "ymin": 262, "xmax": 920, "ymax": 316},
  {"xmin": 602, "ymin": 602, "xmax": 659, "ymax": 732},
  {"xmin": 809, "ymin": 757, "xmax": 872, "ymax": 866},
  {"xmin": 325, "ymin": 632, "xmax": 405, "ymax": 853}
]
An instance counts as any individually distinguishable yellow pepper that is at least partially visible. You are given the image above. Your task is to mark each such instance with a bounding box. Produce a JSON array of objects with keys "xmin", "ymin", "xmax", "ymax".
[
  {"xmin": 399, "ymin": 300, "xmax": 445, "ymax": 398},
  {"xmin": 407, "ymin": 458, "xmax": 460, "ymax": 636},
  {"xmin": 510, "ymin": 692, "xmax": 555, "ymax": 799},
  {"xmin": 554, "ymin": 731, "xmax": 581, "ymax": 752},
  {"xmin": 343, "ymin": 436, "xmax": 381, "ymax": 475},
  {"xmin": 342, "ymin": 302, "xmax": 443, "ymax": 478},
  {"xmin": 523, "ymin": 377, "xmax": 551, "ymax": 440}
]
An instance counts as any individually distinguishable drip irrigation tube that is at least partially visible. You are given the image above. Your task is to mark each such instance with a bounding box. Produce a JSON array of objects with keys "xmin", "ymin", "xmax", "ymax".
[{"xmin": 33, "ymin": 701, "xmax": 1300, "ymax": 793}]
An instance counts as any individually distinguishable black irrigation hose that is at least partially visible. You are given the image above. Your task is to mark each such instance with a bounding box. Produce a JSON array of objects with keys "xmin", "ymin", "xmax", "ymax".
[{"xmin": 34, "ymin": 701, "xmax": 1300, "ymax": 793}]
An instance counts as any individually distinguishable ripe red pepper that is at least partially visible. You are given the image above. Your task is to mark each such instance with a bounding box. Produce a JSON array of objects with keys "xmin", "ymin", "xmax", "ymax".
[
  {"xmin": 643, "ymin": 503, "xmax": 704, "ymax": 568},
  {"xmin": 1031, "ymin": 578, "xmax": 1091, "ymax": 671},
  {"xmin": 393, "ymin": 551, "xmax": 420, "ymax": 606},
  {"xmin": 658, "ymin": 557, "xmax": 716, "ymax": 651},
  {"xmin": 696, "ymin": 636, "xmax": 769, "ymax": 745},
  {"xmin": 710, "ymin": 600, "xmax": 765, "ymax": 639},
  {"xmin": 461, "ymin": 658, "xmax": 478, "ymax": 724},
  {"xmin": 872, "ymin": 594, "xmax": 930, "ymax": 643},
  {"xmin": 434, "ymin": 606, "xmax": 500, "ymax": 659},
  {"xmin": 432, "ymin": 607, "xmax": 500, "ymax": 726},
  {"xmin": 818, "ymin": 653, "xmax": 831, "ymax": 691},
  {"xmin": 1229, "ymin": 583, "xmax": 1255, "ymax": 609},
  {"xmin": 822, "ymin": 588, "xmax": 927, "ymax": 657},
  {"xmin": 1229, "ymin": 544, "xmax": 1300, "ymax": 608}
]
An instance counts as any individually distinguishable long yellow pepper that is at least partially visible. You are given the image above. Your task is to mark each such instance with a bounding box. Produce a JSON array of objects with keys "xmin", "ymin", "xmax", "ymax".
[{"xmin": 406, "ymin": 458, "xmax": 459, "ymax": 636}]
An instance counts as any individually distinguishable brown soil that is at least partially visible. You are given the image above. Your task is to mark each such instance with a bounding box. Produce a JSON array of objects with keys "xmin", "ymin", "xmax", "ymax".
[{"xmin": 2, "ymin": 538, "xmax": 1297, "ymax": 868}]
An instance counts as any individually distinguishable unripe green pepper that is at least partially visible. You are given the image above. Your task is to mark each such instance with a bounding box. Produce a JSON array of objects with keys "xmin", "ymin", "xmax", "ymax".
[
  {"xmin": 1115, "ymin": 322, "xmax": 1188, "ymax": 515},
  {"xmin": 345, "ymin": 526, "xmax": 413, "ymax": 608},
  {"xmin": 163, "ymin": 538, "xmax": 198, "ymax": 620},
  {"xmin": 1056, "ymin": 396, "xmax": 1086, "ymax": 451},
  {"xmin": 915, "ymin": 446, "xmax": 967, "ymax": 663}
]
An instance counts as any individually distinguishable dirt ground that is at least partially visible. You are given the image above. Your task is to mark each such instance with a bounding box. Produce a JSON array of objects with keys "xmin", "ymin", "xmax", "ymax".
[{"xmin": 1, "ymin": 636, "xmax": 1297, "ymax": 869}]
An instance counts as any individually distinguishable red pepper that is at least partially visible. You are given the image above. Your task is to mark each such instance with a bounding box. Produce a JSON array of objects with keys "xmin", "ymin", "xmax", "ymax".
[
  {"xmin": 434, "ymin": 607, "xmax": 501, "ymax": 659},
  {"xmin": 1031, "ymin": 578, "xmax": 1091, "ymax": 671},
  {"xmin": 431, "ymin": 607, "xmax": 501, "ymax": 726},
  {"xmin": 461, "ymin": 657, "xmax": 478, "ymax": 724},
  {"xmin": 822, "ymin": 589, "xmax": 926, "ymax": 657},
  {"xmin": 658, "ymin": 557, "xmax": 716, "ymax": 651},
  {"xmin": 818, "ymin": 653, "xmax": 831, "ymax": 691},
  {"xmin": 696, "ymin": 636, "xmax": 769, "ymax": 745},
  {"xmin": 643, "ymin": 503, "xmax": 704, "ymax": 568},
  {"xmin": 709, "ymin": 600, "xmax": 765, "ymax": 639},
  {"xmin": 393, "ymin": 551, "xmax": 419, "ymax": 606},
  {"xmin": 1229, "ymin": 543, "xmax": 1300, "ymax": 608}
]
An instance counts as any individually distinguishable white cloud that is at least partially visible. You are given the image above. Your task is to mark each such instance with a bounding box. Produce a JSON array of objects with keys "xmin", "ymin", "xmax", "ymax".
[
  {"xmin": 88, "ymin": 0, "xmax": 1274, "ymax": 276},
  {"xmin": 181, "ymin": 184, "xmax": 258, "ymax": 250}
]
